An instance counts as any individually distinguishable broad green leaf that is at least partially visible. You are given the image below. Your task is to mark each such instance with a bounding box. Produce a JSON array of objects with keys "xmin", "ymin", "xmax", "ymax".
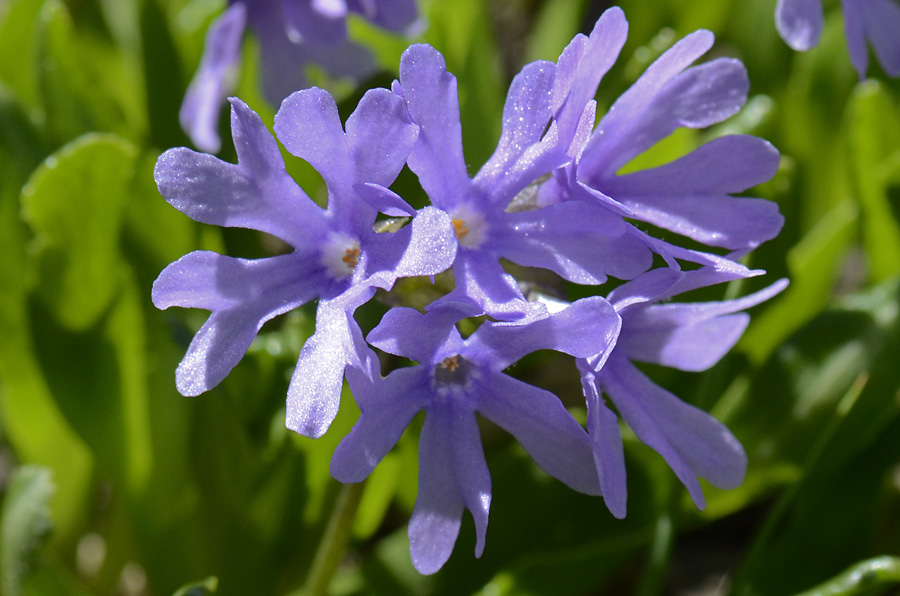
[
  {"xmin": 172, "ymin": 576, "xmax": 218, "ymax": 596},
  {"xmin": 0, "ymin": 466, "xmax": 54, "ymax": 596},
  {"xmin": 847, "ymin": 81, "xmax": 900, "ymax": 281},
  {"xmin": 37, "ymin": 1, "xmax": 142, "ymax": 143},
  {"xmin": 21, "ymin": 133, "xmax": 137, "ymax": 331},
  {"xmin": 0, "ymin": 84, "xmax": 46, "ymax": 183},
  {"xmin": 0, "ymin": 162, "xmax": 92, "ymax": 544},
  {"xmin": 0, "ymin": 0, "xmax": 44, "ymax": 110}
]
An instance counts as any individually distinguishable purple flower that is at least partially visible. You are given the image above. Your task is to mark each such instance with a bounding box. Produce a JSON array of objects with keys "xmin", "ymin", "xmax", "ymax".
[
  {"xmin": 544, "ymin": 7, "xmax": 784, "ymax": 270},
  {"xmin": 180, "ymin": 0, "xmax": 420, "ymax": 152},
  {"xmin": 577, "ymin": 268, "xmax": 788, "ymax": 513},
  {"xmin": 154, "ymin": 90, "xmax": 456, "ymax": 438},
  {"xmin": 392, "ymin": 42, "xmax": 654, "ymax": 320},
  {"xmin": 775, "ymin": 0, "xmax": 900, "ymax": 78},
  {"xmin": 330, "ymin": 298, "xmax": 619, "ymax": 573}
]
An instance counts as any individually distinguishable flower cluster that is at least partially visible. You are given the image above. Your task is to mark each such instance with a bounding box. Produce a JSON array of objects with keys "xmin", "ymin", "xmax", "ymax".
[
  {"xmin": 155, "ymin": 7, "xmax": 785, "ymax": 574},
  {"xmin": 181, "ymin": 0, "xmax": 420, "ymax": 152},
  {"xmin": 775, "ymin": 0, "xmax": 900, "ymax": 78}
]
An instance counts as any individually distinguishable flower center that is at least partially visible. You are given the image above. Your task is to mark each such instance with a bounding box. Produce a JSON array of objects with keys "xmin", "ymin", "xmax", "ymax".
[
  {"xmin": 433, "ymin": 355, "xmax": 480, "ymax": 400},
  {"xmin": 448, "ymin": 205, "xmax": 488, "ymax": 249},
  {"xmin": 439, "ymin": 355, "xmax": 460, "ymax": 372},
  {"xmin": 321, "ymin": 232, "xmax": 362, "ymax": 280}
]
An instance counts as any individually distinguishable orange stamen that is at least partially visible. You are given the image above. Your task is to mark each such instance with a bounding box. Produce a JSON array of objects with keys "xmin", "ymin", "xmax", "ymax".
[
  {"xmin": 342, "ymin": 246, "xmax": 360, "ymax": 269},
  {"xmin": 439, "ymin": 355, "xmax": 460, "ymax": 372},
  {"xmin": 451, "ymin": 218, "xmax": 469, "ymax": 240}
]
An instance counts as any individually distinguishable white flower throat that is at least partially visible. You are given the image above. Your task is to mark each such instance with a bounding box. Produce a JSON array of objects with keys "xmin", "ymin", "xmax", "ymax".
[
  {"xmin": 449, "ymin": 205, "xmax": 488, "ymax": 249},
  {"xmin": 321, "ymin": 232, "xmax": 361, "ymax": 280}
]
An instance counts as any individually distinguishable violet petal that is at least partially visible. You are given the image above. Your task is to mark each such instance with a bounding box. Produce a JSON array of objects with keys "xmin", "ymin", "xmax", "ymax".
[
  {"xmin": 179, "ymin": 3, "xmax": 246, "ymax": 153},
  {"xmin": 476, "ymin": 374, "xmax": 601, "ymax": 496},
  {"xmin": 602, "ymin": 358, "xmax": 748, "ymax": 509},
  {"xmin": 775, "ymin": 0, "xmax": 824, "ymax": 51}
]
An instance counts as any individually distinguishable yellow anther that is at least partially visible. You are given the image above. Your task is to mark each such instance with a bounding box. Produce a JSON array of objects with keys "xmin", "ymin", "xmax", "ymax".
[
  {"xmin": 451, "ymin": 218, "xmax": 469, "ymax": 240},
  {"xmin": 342, "ymin": 246, "xmax": 360, "ymax": 269},
  {"xmin": 439, "ymin": 355, "xmax": 460, "ymax": 372}
]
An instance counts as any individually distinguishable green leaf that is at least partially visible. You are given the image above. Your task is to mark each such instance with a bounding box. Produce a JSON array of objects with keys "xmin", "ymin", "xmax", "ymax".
[
  {"xmin": 525, "ymin": 0, "xmax": 587, "ymax": 63},
  {"xmin": 0, "ymin": 0, "xmax": 44, "ymax": 110},
  {"xmin": 0, "ymin": 175, "xmax": 93, "ymax": 542},
  {"xmin": 172, "ymin": 576, "xmax": 218, "ymax": 596},
  {"xmin": 730, "ymin": 279, "xmax": 900, "ymax": 595},
  {"xmin": 37, "ymin": 0, "xmax": 143, "ymax": 143},
  {"xmin": 791, "ymin": 556, "xmax": 900, "ymax": 596},
  {"xmin": 21, "ymin": 133, "xmax": 137, "ymax": 331},
  {"xmin": 0, "ymin": 466, "xmax": 55, "ymax": 596},
  {"xmin": 847, "ymin": 81, "xmax": 900, "ymax": 282}
]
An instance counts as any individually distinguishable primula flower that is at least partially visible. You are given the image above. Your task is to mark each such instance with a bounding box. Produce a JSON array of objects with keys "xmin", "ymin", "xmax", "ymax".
[
  {"xmin": 577, "ymin": 268, "xmax": 788, "ymax": 514},
  {"xmin": 181, "ymin": 0, "xmax": 419, "ymax": 152},
  {"xmin": 543, "ymin": 7, "xmax": 784, "ymax": 269},
  {"xmin": 775, "ymin": 0, "xmax": 900, "ymax": 78},
  {"xmin": 391, "ymin": 43, "xmax": 654, "ymax": 320},
  {"xmin": 330, "ymin": 299, "xmax": 619, "ymax": 573},
  {"xmin": 153, "ymin": 90, "xmax": 456, "ymax": 438}
]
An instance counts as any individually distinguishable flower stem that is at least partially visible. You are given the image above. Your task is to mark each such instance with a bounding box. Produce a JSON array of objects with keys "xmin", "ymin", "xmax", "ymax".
[{"xmin": 304, "ymin": 481, "xmax": 366, "ymax": 596}]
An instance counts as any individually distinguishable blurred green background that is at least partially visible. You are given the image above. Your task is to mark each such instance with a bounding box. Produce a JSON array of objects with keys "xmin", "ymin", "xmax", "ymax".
[{"xmin": 1, "ymin": 0, "xmax": 900, "ymax": 594}]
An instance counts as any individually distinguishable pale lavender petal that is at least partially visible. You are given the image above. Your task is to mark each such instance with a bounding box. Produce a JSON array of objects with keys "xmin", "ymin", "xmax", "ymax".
[
  {"xmin": 470, "ymin": 296, "xmax": 620, "ymax": 370},
  {"xmin": 625, "ymin": 313, "xmax": 750, "ymax": 372},
  {"xmin": 602, "ymin": 358, "xmax": 747, "ymax": 509},
  {"xmin": 600, "ymin": 135, "xmax": 783, "ymax": 249},
  {"xmin": 476, "ymin": 374, "xmax": 601, "ymax": 496},
  {"xmin": 577, "ymin": 358, "xmax": 626, "ymax": 518},
  {"xmin": 297, "ymin": 37, "xmax": 378, "ymax": 83},
  {"xmin": 552, "ymin": 6, "xmax": 628, "ymax": 147},
  {"xmin": 367, "ymin": 306, "xmax": 464, "ymax": 362},
  {"xmin": 633, "ymin": 229, "xmax": 759, "ymax": 275},
  {"xmin": 245, "ymin": 1, "xmax": 313, "ymax": 102},
  {"xmin": 285, "ymin": 291, "xmax": 373, "ymax": 437},
  {"xmin": 274, "ymin": 87, "xmax": 350, "ymax": 188},
  {"xmin": 279, "ymin": 0, "xmax": 347, "ymax": 44},
  {"xmin": 474, "ymin": 60, "xmax": 561, "ymax": 199},
  {"xmin": 159, "ymin": 99, "xmax": 327, "ymax": 250},
  {"xmin": 348, "ymin": 0, "xmax": 419, "ymax": 32},
  {"xmin": 498, "ymin": 202, "xmax": 652, "ymax": 284},
  {"xmin": 399, "ymin": 44, "xmax": 472, "ymax": 210},
  {"xmin": 843, "ymin": 0, "xmax": 870, "ymax": 79},
  {"xmin": 443, "ymin": 402, "xmax": 492, "ymax": 560},
  {"xmin": 364, "ymin": 206, "xmax": 457, "ymax": 284},
  {"xmin": 621, "ymin": 278, "xmax": 789, "ymax": 370},
  {"xmin": 595, "ymin": 57, "xmax": 748, "ymax": 176},
  {"xmin": 345, "ymin": 88, "xmax": 419, "ymax": 186},
  {"xmin": 856, "ymin": 0, "xmax": 900, "ymax": 77},
  {"xmin": 775, "ymin": 0, "xmax": 824, "ymax": 51},
  {"xmin": 353, "ymin": 183, "xmax": 416, "ymax": 217},
  {"xmin": 409, "ymin": 403, "xmax": 490, "ymax": 574},
  {"xmin": 331, "ymin": 366, "xmax": 428, "ymax": 482},
  {"xmin": 580, "ymin": 30, "xmax": 723, "ymax": 176},
  {"xmin": 431, "ymin": 251, "xmax": 536, "ymax": 321},
  {"xmin": 179, "ymin": 3, "xmax": 246, "ymax": 153},
  {"xmin": 607, "ymin": 135, "xmax": 781, "ymax": 195},
  {"xmin": 152, "ymin": 251, "xmax": 322, "ymax": 396},
  {"xmin": 607, "ymin": 268, "xmax": 685, "ymax": 312}
]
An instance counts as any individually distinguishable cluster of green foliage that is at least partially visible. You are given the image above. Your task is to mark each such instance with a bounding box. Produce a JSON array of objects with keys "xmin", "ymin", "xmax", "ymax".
[{"xmin": 0, "ymin": 0, "xmax": 899, "ymax": 594}]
